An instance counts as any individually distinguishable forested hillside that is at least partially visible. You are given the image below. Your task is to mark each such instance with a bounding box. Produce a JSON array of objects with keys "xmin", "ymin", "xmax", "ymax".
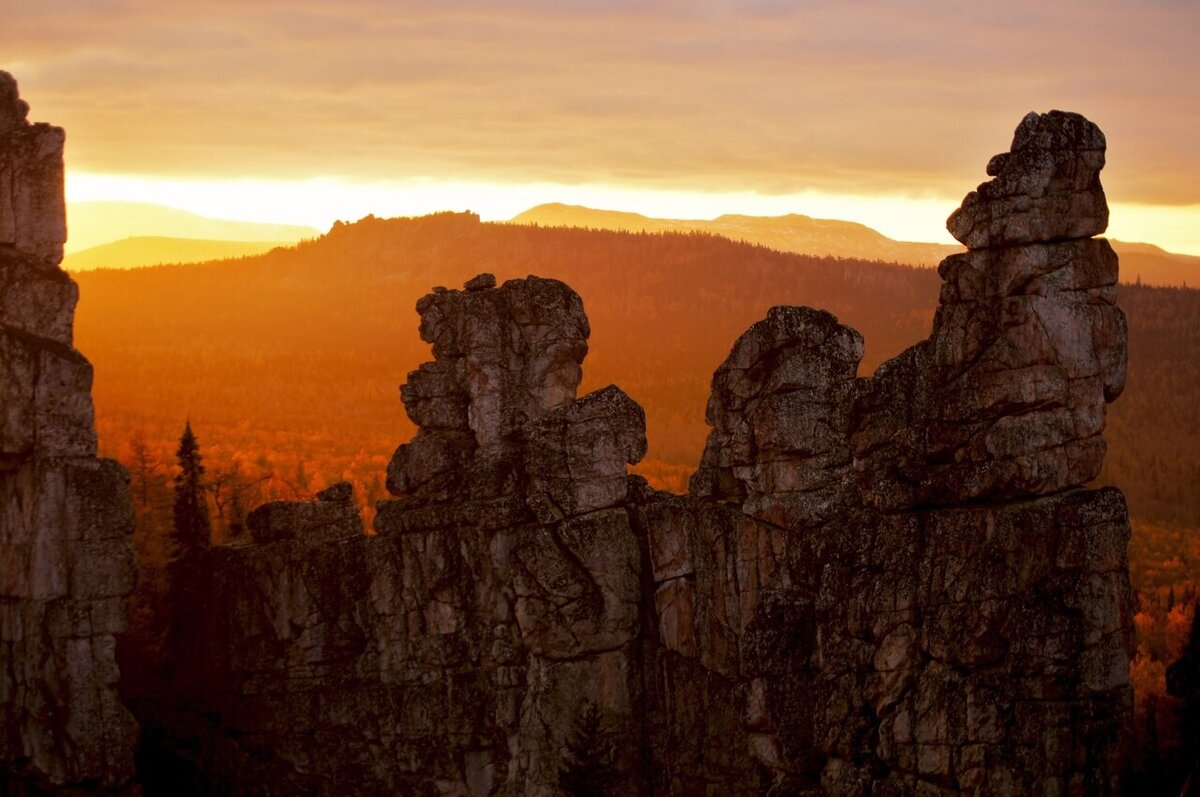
[
  {"xmin": 75, "ymin": 212, "xmax": 1198, "ymax": 524},
  {"xmin": 75, "ymin": 212, "xmax": 942, "ymax": 502},
  {"xmin": 1101, "ymin": 284, "xmax": 1200, "ymax": 527}
]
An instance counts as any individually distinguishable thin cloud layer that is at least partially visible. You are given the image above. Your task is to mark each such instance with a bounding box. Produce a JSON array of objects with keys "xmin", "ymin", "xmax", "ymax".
[{"xmin": 3, "ymin": 0, "xmax": 1199, "ymax": 205}]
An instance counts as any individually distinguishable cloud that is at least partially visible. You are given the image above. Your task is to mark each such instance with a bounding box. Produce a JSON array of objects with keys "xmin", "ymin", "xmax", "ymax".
[{"xmin": 3, "ymin": 0, "xmax": 1199, "ymax": 204}]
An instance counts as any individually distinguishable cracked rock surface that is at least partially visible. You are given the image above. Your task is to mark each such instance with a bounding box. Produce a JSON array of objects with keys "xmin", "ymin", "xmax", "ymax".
[
  {"xmin": 165, "ymin": 112, "xmax": 1132, "ymax": 795},
  {"xmin": 0, "ymin": 71, "xmax": 138, "ymax": 795},
  {"xmin": 947, "ymin": 110, "xmax": 1108, "ymax": 249}
]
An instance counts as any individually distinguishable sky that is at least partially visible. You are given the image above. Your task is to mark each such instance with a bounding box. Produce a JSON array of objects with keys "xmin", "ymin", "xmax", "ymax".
[{"xmin": 5, "ymin": 0, "xmax": 1200, "ymax": 252}]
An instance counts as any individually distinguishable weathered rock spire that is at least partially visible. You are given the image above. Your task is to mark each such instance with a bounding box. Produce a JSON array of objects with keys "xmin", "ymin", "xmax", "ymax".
[
  {"xmin": 0, "ymin": 71, "xmax": 138, "ymax": 794},
  {"xmin": 0, "ymin": 71, "xmax": 67, "ymax": 263},
  {"xmin": 948, "ymin": 110, "xmax": 1109, "ymax": 248}
]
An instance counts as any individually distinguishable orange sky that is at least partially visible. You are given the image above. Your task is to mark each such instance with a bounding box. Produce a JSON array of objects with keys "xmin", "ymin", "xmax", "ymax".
[{"xmin": 4, "ymin": 1, "xmax": 1200, "ymax": 252}]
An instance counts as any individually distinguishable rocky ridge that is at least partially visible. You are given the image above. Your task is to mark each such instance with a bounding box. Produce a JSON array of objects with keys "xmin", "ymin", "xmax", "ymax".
[
  {"xmin": 159, "ymin": 111, "xmax": 1134, "ymax": 795},
  {"xmin": 0, "ymin": 76, "xmax": 1134, "ymax": 794},
  {"xmin": 0, "ymin": 72, "xmax": 139, "ymax": 794}
]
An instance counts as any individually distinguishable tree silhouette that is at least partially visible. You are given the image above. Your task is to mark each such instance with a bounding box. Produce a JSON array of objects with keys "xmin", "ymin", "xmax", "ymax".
[
  {"xmin": 559, "ymin": 701, "xmax": 617, "ymax": 797},
  {"xmin": 206, "ymin": 458, "xmax": 272, "ymax": 540},
  {"xmin": 171, "ymin": 421, "xmax": 211, "ymax": 556},
  {"xmin": 167, "ymin": 421, "xmax": 212, "ymax": 674}
]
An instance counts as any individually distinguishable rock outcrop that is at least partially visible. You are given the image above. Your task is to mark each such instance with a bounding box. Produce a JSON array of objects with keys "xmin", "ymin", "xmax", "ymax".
[
  {"xmin": 0, "ymin": 72, "xmax": 139, "ymax": 794},
  {"xmin": 153, "ymin": 111, "xmax": 1134, "ymax": 796},
  {"xmin": 947, "ymin": 110, "xmax": 1108, "ymax": 249},
  {"xmin": 173, "ymin": 275, "xmax": 651, "ymax": 795},
  {"xmin": 650, "ymin": 114, "xmax": 1130, "ymax": 792}
]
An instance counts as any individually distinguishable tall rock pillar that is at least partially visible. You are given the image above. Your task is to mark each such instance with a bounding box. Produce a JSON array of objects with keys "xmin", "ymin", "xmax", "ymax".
[{"xmin": 0, "ymin": 71, "xmax": 139, "ymax": 794}]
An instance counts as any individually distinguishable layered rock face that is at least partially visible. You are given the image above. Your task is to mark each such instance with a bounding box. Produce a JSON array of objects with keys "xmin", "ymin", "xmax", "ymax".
[
  {"xmin": 0, "ymin": 73, "xmax": 139, "ymax": 794},
  {"xmin": 656, "ymin": 110, "xmax": 1130, "ymax": 794},
  {"xmin": 182, "ymin": 275, "xmax": 649, "ymax": 795},
  {"xmin": 0, "ymin": 74, "xmax": 66, "ymax": 264},
  {"xmin": 947, "ymin": 110, "xmax": 1108, "ymax": 249},
  {"xmin": 174, "ymin": 110, "xmax": 1133, "ymax": 795}
]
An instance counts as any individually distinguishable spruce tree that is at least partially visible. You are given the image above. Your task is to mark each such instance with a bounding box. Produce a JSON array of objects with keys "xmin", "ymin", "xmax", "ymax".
[
  {"xmin": 172, "ymin": 422, "xmax": 210, "ymax": 553},
  {"xmin": 166, "ymin": 421, "xmax": 212, "ymax": 673}
]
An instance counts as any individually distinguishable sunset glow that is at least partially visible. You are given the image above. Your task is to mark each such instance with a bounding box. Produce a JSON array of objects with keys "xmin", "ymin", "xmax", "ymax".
[
  {"xmin": 5, "ymin": 0, "xmax": 1197, "ymax": 254},
  {"xmin": 65, "ymin": 171, "xmax": 1200, "ymax": 256},
  {"xmin": 65, "ymin": 171, "xmax": 963, "ymax": 247},
  {"xmin": 6, "ymin": 2, "xmax": 1200, "ymax": 792}
]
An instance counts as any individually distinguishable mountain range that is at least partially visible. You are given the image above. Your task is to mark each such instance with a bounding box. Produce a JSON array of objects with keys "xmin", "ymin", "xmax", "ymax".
[
  {"xmin": 63, "ymin": 200, "xmax": 318, "ymax": 261},
  {"xmin": 62, "ymin": 200, "xmax": 1199, "ymax": 287},
  {"xmin": 63, "ymin": 236, "xmax": 291, "ymax": 271},
  {"xmin": 512, "ymin": 203, "xmax": 1200, "ymax": 286},
  {"xmin": 510, "ymin": 203, "xmax": 961, "ymax": 266}
]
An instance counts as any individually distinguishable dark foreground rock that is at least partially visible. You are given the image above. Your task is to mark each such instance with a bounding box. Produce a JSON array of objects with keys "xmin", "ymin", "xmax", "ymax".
[
  {"xmin": 0, "ymin": 72, "xmax": 139, "ymax": 794},
  {"xmin": 0, "ymin": 78, "xmax": 1133, "ymax": 796},
  {"xmin": 947, "ymin": 110, "xmax": 1108, "ymax": 249}
]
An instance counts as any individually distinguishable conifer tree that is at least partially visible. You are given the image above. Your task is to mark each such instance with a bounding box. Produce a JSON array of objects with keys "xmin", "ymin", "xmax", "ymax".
[
  {"xmin": 171, "ymin": 421, "xmax": 211, "ymax": 557},
  {"xmin": 166, "ymin": 421, "xmax": 211, "ymax": 671}
]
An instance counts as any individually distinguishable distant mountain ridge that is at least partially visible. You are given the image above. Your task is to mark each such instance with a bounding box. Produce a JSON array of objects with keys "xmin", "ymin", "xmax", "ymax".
[
  {"xmin": 59, "ymin": 200, "xmax": 1200, "ymax": 285},
  {"xmin": 66, "ymin": 201, "xmax": 319, "ymax": 253},
  {"xmin": 63, "ymin": 236, "xmax": 290, "ymax": 271},
  {"xmin": 510, "ymin": 202, "xmax": 960, "ymax": 267},
  {"xmin": 511, "ymin": 202, "xmax": 1200, "ymax": 286},
  {"xmin": 1107, "ymin": 239, "xmax": 1200, "ymax": 287}
]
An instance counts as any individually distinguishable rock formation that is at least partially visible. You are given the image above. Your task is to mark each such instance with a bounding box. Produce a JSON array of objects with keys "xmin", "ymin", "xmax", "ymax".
[
  {"xmin": 0, "ymin": 72, "xmax": 139, "ymax": 794},
  {"xmin": 652, "ymin": 112, "xmax": 1130, "ymax": 791},
  {"xmin": 179, "ymin": 275, "xmax": 651, "ymax": 794},
  {"xmin": 947, "ymin": 110, "xmax": 1108, "ymax": 249},
  {"xmin": 0, "ymin": 81, "xmax": 1131, "ymax": 795},
  {"xmin": 158, "ymin": 110, "xmax": 1133, "ymax": 795}
]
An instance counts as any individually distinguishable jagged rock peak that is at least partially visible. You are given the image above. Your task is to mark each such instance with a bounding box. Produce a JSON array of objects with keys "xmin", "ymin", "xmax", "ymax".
[
  {"xmin": 410, "ymin": 274, "xmax": 589, "ymax": 449},
  {"xmin": 0, "ymin": 71, "xmax": 66, "ymax": 262},
  {"xmin": 0, "ymin": 72, "xmax": 138, "ymax": 794},
  {"xmin": 947, "ymin": 110, "xmax": 1108, "ymax": 249},
  {"xmin": 691, "ymin": 305, "xmax": 863, "ymax": 525},
  {"xmin": 0, "ymin": 71, "xmax": 31, "ymax": 134},
  {"xmin": 387, "ymin": 275, "xmax": 588, "ymax": 500},
  {"xmin": 463, "ymin": 271, "xmax": 496, "ymax": 291}
]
